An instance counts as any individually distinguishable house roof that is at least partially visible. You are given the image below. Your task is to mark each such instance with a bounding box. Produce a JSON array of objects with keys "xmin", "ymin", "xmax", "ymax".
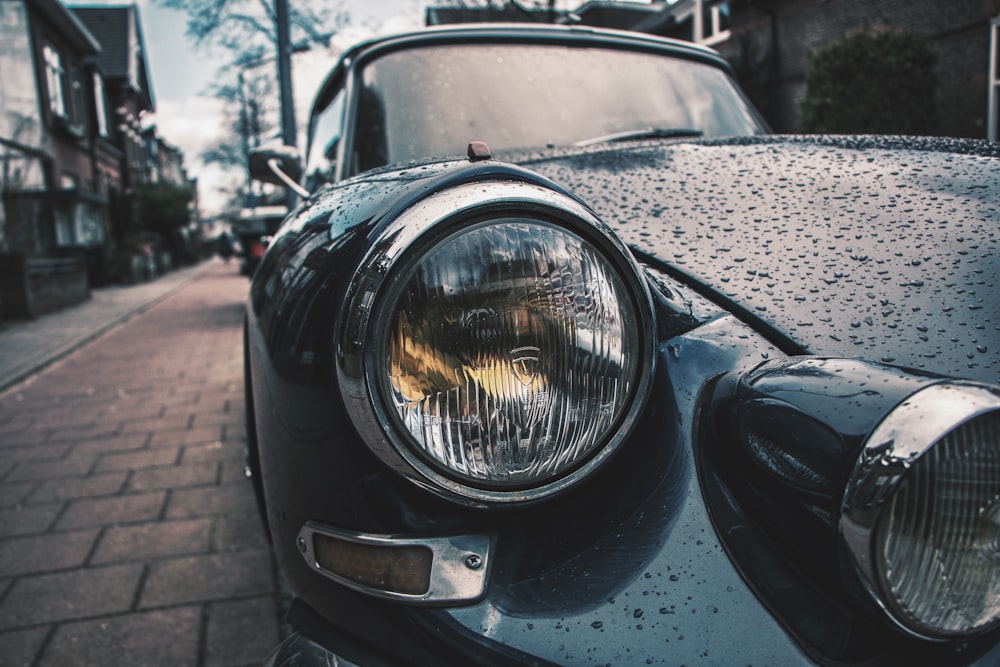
[
  {"xmin": 568, "ymin": 1, "xmax": 666, "ymax": 30},
  {"xmin": 426, "ymin": 5, "xmax": 560, "ymax": 25},
  {"xmin": 425, "ymin": 1, "xmax": 667, "ymax": 30},
  {"xmin": 69, "ymin": 4, "xmax": 154, "ymax": 110},
  {"xmin": 28, "ymin": 0, "xmax": 102, "ymax": 54}
]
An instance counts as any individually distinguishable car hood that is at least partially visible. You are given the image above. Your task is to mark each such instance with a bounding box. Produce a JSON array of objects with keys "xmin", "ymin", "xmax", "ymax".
[{"xmin": 521, "ymin": 136, "xmax": 1000, "ymax": 384}]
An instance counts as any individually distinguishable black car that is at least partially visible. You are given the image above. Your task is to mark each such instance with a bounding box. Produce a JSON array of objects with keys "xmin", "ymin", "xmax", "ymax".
[{"xmin": 243, "ymin": 23, "xmax": 1000, "ymax": 666}]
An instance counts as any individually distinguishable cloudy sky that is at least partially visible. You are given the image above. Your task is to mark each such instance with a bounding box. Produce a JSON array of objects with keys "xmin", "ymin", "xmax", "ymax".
[
  {"xmin": 116, "ymin": 0, "xmax": 425, "ymax": 216},
  {"xmin": 79, "ymin": 0, "xmax": 593, "ymax": 216}
]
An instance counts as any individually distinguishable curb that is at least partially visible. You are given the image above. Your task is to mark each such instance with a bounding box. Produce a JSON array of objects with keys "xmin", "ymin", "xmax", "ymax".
[{"xmin": 0, "ymin": 260, "xmax": 219, "ymax": 394}]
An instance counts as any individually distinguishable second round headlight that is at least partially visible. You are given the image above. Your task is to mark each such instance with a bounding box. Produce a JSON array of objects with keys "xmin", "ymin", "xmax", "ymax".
[{"xmin": 842, "ymin": 383, "xmax": 1000, "ymax": 639}]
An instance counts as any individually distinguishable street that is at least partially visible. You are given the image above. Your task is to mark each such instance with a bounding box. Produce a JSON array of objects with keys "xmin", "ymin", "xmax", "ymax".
[{"xmin": 0, "ymin": 261, "xmax": 284, "ymax": 666}]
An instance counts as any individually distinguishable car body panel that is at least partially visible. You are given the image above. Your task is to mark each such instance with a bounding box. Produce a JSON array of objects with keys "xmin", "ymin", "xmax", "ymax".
[
  {"xmin": 521, "ymin": 136, "xmax": 1000, "ymax": 384},
  {"xmin": 446, "ymin": 316, "xmax": 813, "ymax": 667}
]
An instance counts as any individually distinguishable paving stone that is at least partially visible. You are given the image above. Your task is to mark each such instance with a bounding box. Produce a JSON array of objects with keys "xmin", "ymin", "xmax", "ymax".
[
  {"xmin": 0, "ymin": 625, "xmax": 49, "ymax": 667},
  {"xmin": 0, "ymin": 563, "xmax": 142, "ymax": 628},
  {"xmin": 166, "ymin": 484, "xmax": 257, "ymax": 519},
  {"xmin": 22, "ymin": 411, "xmax": 96, "ymax": 431},
  {"xmin": 219, "ymin": 459, "xmax": 249, "ymax": 485},
  {"xmin": 0, "ymin": 504, "xmax": 61, "ymax": 537},
  {"xmin": 55, "ymin": 492, "xmax": 166, "ymax": 531},
  {"xmin": 212, "ymin": 511, "xmax": 270, "ymax": 552},
  {"xmin": 127, "ymin": 461, "xmax": 219, "ymax": 491},
  {"xmin": 140, "ymin": 426, "xmax": 191, "ymax": 449},
  {"xmin": 46, "ymin": 423, "xmax": 121, "ymax": 442},
  {"xmin": 25, "ymin": 472, "xmax": 127, "ymax": 505},
  {"xmin": 205, "ymin": 596, "xmax": 280, "ymax": 666},
  {"xmin": 90, "ymin": 518, "xmax": 213, "ymax": 565},
  {"xmin": 93, "ymin": 447, "xmax": 180, "ymax": 473},
  {"xmin": 0, "ymin": 428, "xmax": 51, "ymax": 449},
  {"xmin": 140, "ymin": 550, "xmax": 274, "ymax": 608},
  {"xmin": 2, "ymin": 443, "xmax": 72, "ymax": 465},
  {"xmin": 0, "ymin": 481, "xmax": 35, "ymax": 509},
  {"xmin": 6, "ymin": 453, "xmax": 97, "ymax": 482},
  {"xmin": 100, "ymin": 397, "xmax": 169, "ymax": 421},
  {"xmin": 119, "ymin": 418, "xmax": 173, "ymax": 437},
  {"xmin": 70, "ymin": 434, "xmax": 150, "ymax": 456},
  {"xmin": 41, "ymin": 606, "xmax": 201, "ymax": 666},
  {"xmin": 149, "ymin": 426, "xmax": 226, "ymax": 448},
  {"xmin": 224, "ymin": 419, "xmax": 247, "ymax": 437},
  {"xmin": 0, "ymin": 528, "xmax": 99, "ymax": 578},
  {"xmin": 0, "ymin": 413, "xmax": 38, "ymax": 442},
  {"xmin": 189, "ymin": 413, "xmax": 244, "ymax": 434},
  {"xmin": 182, "ymin": 440, "xmax": 242, "ymax": 464}
]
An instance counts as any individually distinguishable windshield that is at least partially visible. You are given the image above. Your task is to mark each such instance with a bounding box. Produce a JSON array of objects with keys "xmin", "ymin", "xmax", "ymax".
[{"xmin": 311, "ymin": 42, "xmax": 766, "ymax": 178}]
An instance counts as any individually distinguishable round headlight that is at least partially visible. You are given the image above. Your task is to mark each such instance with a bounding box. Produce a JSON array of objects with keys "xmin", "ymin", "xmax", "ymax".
[
  {"xmin": 841, "ymin": 383, "xmax": 1000, "ymax": 639},
  {"xmin": 338, "ymin": 180, "xmax": 654, "ymax": 504}
]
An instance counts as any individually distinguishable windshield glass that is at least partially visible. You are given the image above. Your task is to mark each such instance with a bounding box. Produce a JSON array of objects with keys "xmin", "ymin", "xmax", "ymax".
[{"xmin": 315, "ymin": 42, "xmax": 767, "ymax": 177}]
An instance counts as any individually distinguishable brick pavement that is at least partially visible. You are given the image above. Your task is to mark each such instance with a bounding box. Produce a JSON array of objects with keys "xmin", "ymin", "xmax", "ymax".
[{"xmin": 0, "ymin": 262, "xmax": 284, "ymax": 666}]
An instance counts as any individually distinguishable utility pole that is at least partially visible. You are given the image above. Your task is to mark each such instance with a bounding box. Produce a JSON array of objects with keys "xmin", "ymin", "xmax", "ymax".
[
  {"xmin": 275, "ymin": 0, "xmax": 296, "ymax": 150},
  {"xmin": 274, "ymin": 0, "xmax": 298, "ymax": 209},
  {"xmin": 237, "ymin": 71, "xmax": 252, "ymax": 204}
]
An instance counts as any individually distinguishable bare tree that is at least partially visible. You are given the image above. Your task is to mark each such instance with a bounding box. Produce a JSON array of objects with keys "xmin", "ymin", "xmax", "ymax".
[
  {"xmin": 159, "ymin": 0, "xmax": 347, "ymax": 54},
  {"xmin": 156, "ymin": 0, "xmax": 348, "ymax": 208}
]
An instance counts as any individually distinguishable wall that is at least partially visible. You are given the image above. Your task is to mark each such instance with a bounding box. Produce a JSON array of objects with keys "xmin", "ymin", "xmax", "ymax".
[
  {"xmin": 0, "ymin": 252, "xmax": 89, "ymax": 318},
  {"xmin": 715, "ymin": 0, "xmax": 1000, "ymax": 136},
  {"xmin": 0, "ymin": 0, "xmax": 45, "ymax": 253}
]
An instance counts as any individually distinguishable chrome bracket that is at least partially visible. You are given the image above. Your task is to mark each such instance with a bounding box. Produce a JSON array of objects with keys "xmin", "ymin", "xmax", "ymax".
[{"xmin": 297, "ymin": 521, "xmax": 492, "ymax": 605}]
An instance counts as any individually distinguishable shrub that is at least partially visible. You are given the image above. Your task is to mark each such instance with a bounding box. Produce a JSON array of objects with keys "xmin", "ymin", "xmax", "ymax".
[
  {"xmin": 800, "ymin": 30, "xmax": 937, "ymax": 135},
  {"xmin": 132, "ymin": 182, "xmax": 192, "ymax": 236}
]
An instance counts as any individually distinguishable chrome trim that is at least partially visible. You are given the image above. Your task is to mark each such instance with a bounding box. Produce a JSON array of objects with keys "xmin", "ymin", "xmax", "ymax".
[
  {"xmin": 266, "ymin": 158, "xmax": 310, "ymax": 197},
  {"xmin": 336, "ymin": 180, "xmax": 656, "ymax": 506},
  {"xmin": 297, "ymin": 522, "xmax": 492, "ymax": 605},
  {"xmin": 840, "ymin": 381, "xmax": 1000, "ymax": 638}
]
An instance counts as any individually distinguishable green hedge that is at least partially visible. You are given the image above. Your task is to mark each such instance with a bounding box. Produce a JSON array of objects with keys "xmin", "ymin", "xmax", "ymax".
[{"xmin": 800, "ymin": 30, "xmax": 937, "ymax": 135}]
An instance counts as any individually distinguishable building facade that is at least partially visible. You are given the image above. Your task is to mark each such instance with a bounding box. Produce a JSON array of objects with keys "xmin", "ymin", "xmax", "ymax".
[
  {"xmin": 0, "ymin": 0, "xmax": 192, "ymax": 318},
  {"xmin": 0, "ymin": 0, "xmax": 115, "ymax": 259},
  {"xmin": 656, "ymin": 0, "xmax": 1000, "ymax": 137}
]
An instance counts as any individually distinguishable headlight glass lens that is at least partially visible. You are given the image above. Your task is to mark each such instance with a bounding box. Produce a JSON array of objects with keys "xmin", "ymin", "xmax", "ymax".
[
  {"xmin": 376, "ymin": 218, "xmax": 643, "ymax": 489},
  {"xmin": 874, "ymin": 412, "xmax": 1000, "ymax": 636}
]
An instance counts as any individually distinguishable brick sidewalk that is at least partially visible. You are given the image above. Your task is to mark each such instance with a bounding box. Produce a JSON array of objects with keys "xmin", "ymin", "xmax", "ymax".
[{"xmin": 0, "ymin": 263, "xmax": 283, "ymax": 666}]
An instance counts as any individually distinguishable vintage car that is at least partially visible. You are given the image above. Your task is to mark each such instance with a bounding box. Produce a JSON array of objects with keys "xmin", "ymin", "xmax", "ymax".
[
  {"xmin": 231, "ymin": 205, "xmax": 288, "ymax": 276},
  {"xmin": 243, "ymin": 23, "xmax": 1000, "ymax": 666}
]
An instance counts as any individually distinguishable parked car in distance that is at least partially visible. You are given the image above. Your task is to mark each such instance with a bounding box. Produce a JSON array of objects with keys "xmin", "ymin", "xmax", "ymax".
[
  {"xmin": 243, "ymin": 23, "xmax": 1000, "ymax": 666},
  {"xmin": 230, "ymin": 205, "xmax": 286, "ymax": 276}
]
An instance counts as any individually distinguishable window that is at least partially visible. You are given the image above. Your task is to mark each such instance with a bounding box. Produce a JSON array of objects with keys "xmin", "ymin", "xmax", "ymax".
[
  {"xmin": 43, "ymin": 43, "xmax": 66, "ymax": 117},
  {"xmin": 93, "ymin": 72, "xmax": 109, "ymax": 136},
  {"xmin": 349, "ymin": 43, "xmax": 764, "ymax": 172},
  {"xmin": 70, "ymin": 69, "xmax": 85, "ymax": 125},
  {"xmin": 304, "ymin": 85, "xmax": 345, "ymax": 186},
  {"xmin": 696, "ymin": 0, "xmax": 731, "ymax": 47}
]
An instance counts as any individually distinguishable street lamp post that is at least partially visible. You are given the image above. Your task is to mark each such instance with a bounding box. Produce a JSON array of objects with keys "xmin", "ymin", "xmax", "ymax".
[
  {"xmin": 275, "ymin": 0, "xmax": 296, "ymax": 151},
  {"xmin": 237, "ymin": 70, "xmax": 252, "ymax": 203}
]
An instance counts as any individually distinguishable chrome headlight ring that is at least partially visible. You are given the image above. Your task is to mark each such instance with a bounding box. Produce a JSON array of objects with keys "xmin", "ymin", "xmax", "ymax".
[
  {"xmin": 337, "ymin": 180, "xmax": 655, "ymax": 506},
  {"xmin": 841, "ymin": 381, "xmax": 1000, "ymax": 640}
]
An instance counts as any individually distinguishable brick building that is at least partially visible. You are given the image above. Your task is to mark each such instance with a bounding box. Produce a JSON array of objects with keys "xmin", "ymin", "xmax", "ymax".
[
  {"xmin": 0, "ymin": 0, "xmax": 194, "ymax": 319},
  {"xmin": 0, "ymin": 0, "xmax": 111, "ymax": 315}
]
